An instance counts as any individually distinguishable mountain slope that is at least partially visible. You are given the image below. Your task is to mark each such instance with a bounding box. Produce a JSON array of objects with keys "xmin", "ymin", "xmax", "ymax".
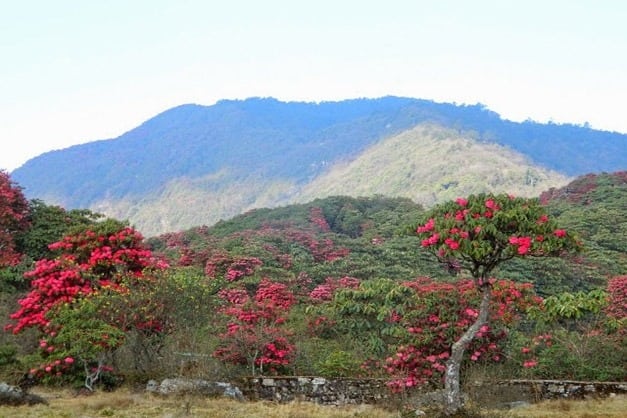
[
  {"xmin": 297, "ymin": 124, "xmax": 570, "ymax": 206},
  {"xmin": 89, "ymin": 123, "xmax": 569, "ymax": 236},
  {"xmin": 11, "ymin": 97, "xmax": 627, "ymax": 236}
]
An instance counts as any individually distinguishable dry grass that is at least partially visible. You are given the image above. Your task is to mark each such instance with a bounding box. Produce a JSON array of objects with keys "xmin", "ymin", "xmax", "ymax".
[
  {"xmin": 0, "ymin": 388, "xmax": 625, "ymax": 418},
  {"xmin": 0, "ymin": 387, "xmax": 399, "ymax": 418},
  {"xmin": 500, "ymin": 394, "xmax": 627, "ymax": 418}
]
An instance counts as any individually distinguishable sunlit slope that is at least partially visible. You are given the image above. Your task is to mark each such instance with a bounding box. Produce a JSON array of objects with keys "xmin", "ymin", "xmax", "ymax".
[
  {"xmin": 298, "ymin": 124, "xmax": 571, "ymax": 206},
  {"xmin": 92, "ymin": 173, "xmax": 298, "ymax": 236}
]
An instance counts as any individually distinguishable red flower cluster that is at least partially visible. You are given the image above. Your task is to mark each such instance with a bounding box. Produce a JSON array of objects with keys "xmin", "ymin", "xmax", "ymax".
[
  {"xmin": 0, "ymin": 171, "xmax": 30, "ymax": 267},
  {"xmin": 509, "ymin": 236, "xmax": 533, "ymax": 255},
  {"xmin": 309, "ymin": 207, "xmax": 331, "ymax": 232},
  {"xmin": 255, "ymin": 278, "xmax": 296, "ymax": 310},
  {"xmin": 385, "ymin": 346, "xmax": 449, "ymax": 391},
  {"xmin": 605, "ymin": 275, "xmax": 627, "ymax": 325},
  {"xmin": 205, "ymin": 254, "xmax": 263, "ymax": 281},
  {"xmin": 309, "ymin": 276, "xmax": 360, "ymax": 302},
  {"xmin": 213, "ymin": 279, "xmax": 296, "ymax": 374},
  {"xmin": 7, "ymin": 227, "xmax": 162, "ymax": 335},
  {"xmin": 28, "ymin": 356, "xmax": 76, "ymax": 380}
]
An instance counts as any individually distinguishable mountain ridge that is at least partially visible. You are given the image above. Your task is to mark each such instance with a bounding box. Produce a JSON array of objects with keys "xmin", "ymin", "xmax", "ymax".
[{"xmin": 11, "ymin": 96, "xmax": 627, "ymax": 236}]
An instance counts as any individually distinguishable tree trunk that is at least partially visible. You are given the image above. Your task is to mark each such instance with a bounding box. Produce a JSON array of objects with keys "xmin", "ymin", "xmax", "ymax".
[{"xmin": 443, "ymin": 282, "xmax": 492, "ymax": 415}]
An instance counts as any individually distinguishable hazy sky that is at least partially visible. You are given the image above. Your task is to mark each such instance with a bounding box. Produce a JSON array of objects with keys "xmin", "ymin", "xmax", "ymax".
[{"xmin": 2, "ymin": 0, "xmax": 626, "ymax": 171}]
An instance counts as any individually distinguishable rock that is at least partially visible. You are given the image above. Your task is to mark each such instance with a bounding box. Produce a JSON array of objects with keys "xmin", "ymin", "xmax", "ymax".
[
  {"xmin": 146, "ymin": 379, "xmax": 159, "ymax": 392},
  {"xmin": 146, "ymin": 378, "xmax": 244, "ymax": 400},
  {"xmin": 0, "ymin": 382, "xmax": 48, "ymax": 406},
  {"xmin": 500, "ymin": 400, "xmax": 531, "ymax": 409}
]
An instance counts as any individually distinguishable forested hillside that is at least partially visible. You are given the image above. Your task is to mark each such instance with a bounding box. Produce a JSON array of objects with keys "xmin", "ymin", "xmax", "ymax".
[
  {"xmin": 0, "ymin": 171, "xmax": 624, "ymax": 406},
  {"xmin": 11, "ymin": 97, "xmax": 627, "ymax": 236},
  {"xmin": 148, "ymin": 172, "xmax": 626, "ymax": 296}
]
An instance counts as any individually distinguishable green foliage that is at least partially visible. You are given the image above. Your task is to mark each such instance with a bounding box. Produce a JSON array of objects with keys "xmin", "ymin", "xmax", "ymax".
[
  {"xmin": 50, "ymin": 295, "xmax": 126, "ymax": 355},
  {"xmin": 15, "ymin": 200, "xmax": 104, "ymax": 261},
  {"xmin": 314, "ymin": 350, "xmax": 362, "ymax": 377},
  {"xmin": 0, "ymin": 261, "xmax": 32, "ymax": 292},
  {"xmin": 41, "ymin": 295, "xmax": 126, "ymax": 385},
  {"xmin": 159, "ymin": 267, "xmax": 222, "ymax": 328},
  {"xmin": 509, "ymin": 329, "xmax": 626, "ymax": 381},
  {"xmin": 529, "ymin": 289, "xmax": 608, "ymax": 323},
  {"xmin": 2, "ymin": 173, "xmax": 626, "ymax": 390},
  {"xmin": 1, "ymin": 200, "xmax": 106, "ymax": 290},
  {"xmin": 543, "ymin": 172, "xmax": 627, "ymax": 280},
  {"xmin": 0, "ymin": 344, "xmax": 17, "ymax": 367},
  {"xmin": 323, "ymin": 278, "xmax": 417, "ymax": 356}
]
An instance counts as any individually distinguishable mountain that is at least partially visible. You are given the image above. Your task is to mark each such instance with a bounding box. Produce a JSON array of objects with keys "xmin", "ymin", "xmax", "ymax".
[{"xmin": 11, "ymin": 97, "xmax": 627, "ymax": 236}]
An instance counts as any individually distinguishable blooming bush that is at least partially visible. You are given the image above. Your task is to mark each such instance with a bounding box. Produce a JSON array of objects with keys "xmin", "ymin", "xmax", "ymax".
[
  {"xmin": 213, "ymin": 278, "xmax": 296, "ymax": 375},
  {"xmin": 605, "ymin": 275, "xmax": 627, "ymax": 333},
  {"xmin": 5, "ymin": 221, "xmax": 167, "ymax": 389},
  {"xmin": 0, "ymin": 170, "xmax": 30, "ymax": 267},
  {"xmin": 385, "ymin": 277, "xmax": 539, "ymax": 391}
]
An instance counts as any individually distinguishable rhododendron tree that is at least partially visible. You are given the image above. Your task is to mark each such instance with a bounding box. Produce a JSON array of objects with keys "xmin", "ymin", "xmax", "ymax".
[
  {"xmin": 5, "ymin": 219, "xmax": 167, "ymax": 389},
  {"xmin": 0, "ymin": 170, "xmax": 30, "ymax": 267},
  {"xmin": 414, "ymin": 193, "xmax": 581, "ymax": 415},
  {"xmin": 213, "ymin": 278, "xmax": 296, "ymax": 375},
  {"xmin": 7, "ymin": 220, "xmax": 162, "ymax": 333},
  {"xmin": 204, "ymin": 252, "xmax": 263, "ymax": 282},
  {"xmin": 605, "ymin": 275, "xmax": 627, "ymax": 333}
]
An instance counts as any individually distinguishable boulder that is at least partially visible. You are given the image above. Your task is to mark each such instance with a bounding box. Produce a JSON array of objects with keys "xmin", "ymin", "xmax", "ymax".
[
  {"xmin": 146, "ymin": 378, "xmax": 244, "ymax": 400},
  {"xmin": 0, "ymin": 382, "xmax": 48, "ymax": 406}
]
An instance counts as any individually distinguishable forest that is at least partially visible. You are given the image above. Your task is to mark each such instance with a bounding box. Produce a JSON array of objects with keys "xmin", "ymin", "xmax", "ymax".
[{"xmin": 0, "ymin": 169, "xmax": 625, "ymax": 414}]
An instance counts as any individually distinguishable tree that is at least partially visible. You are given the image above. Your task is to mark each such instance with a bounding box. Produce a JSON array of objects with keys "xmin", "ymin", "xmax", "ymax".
[
  {"xmin": 0, "ymin": 170, "xmax": 30, "ymax": 267},
  {"xmin": 414, "ymin": 193, "xmax": 581, "ymax": 415},
  {"xmin": 2, "ymin": 200, "xmax": 104, "ymax": 290},
  {"xmin": 213, "ymin": 278, "xmax": 296, "ymax": 375},
  {"xmin": 323, "ymin": 278, "xmax": 413, "ymax": 356},
  {"xmin": 16, "ymin": 199, "xmax": 103, "ymax": 262},
  {"xmin": 6, "ymin": 219, "xmax": 167, "ymax": 389}
]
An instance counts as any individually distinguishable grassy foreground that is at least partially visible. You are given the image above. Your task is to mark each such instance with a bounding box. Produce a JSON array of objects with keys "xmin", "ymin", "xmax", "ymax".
[
  {"xmin": 0, "ymin": 388, "xmax": 625, "ymax": 418},
  {"xmin": 0, "ymin": 387, "xmax": 396, "ymax": 418},
  {"xmin": 500, "ymin": 395, "xmax": 627, "ymax": 418}
]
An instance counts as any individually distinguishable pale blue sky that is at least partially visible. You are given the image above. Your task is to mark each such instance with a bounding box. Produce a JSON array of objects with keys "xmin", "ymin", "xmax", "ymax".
[{"xmin": 1, "ymin": 0, "xmax": 626, "ymax": 171}]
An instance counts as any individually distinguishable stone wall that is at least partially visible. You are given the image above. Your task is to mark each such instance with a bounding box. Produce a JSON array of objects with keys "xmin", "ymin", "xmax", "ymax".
[
  {"xmin": 245, "ymin": 377, "xmax": 627, "ymax": 406},
  {"xmin": 245, "ymin": 377, "xmax": 395, "ymax": 405},
  {"xmin": 470, "ymin": 379, "xmax": 627, "ymax": 406}
]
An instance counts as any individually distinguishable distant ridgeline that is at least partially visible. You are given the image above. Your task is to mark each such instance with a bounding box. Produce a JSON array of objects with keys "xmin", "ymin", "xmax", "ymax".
[{"xmin": 11, "ymin": 97, "xmax": 627, "ymax": 236}]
